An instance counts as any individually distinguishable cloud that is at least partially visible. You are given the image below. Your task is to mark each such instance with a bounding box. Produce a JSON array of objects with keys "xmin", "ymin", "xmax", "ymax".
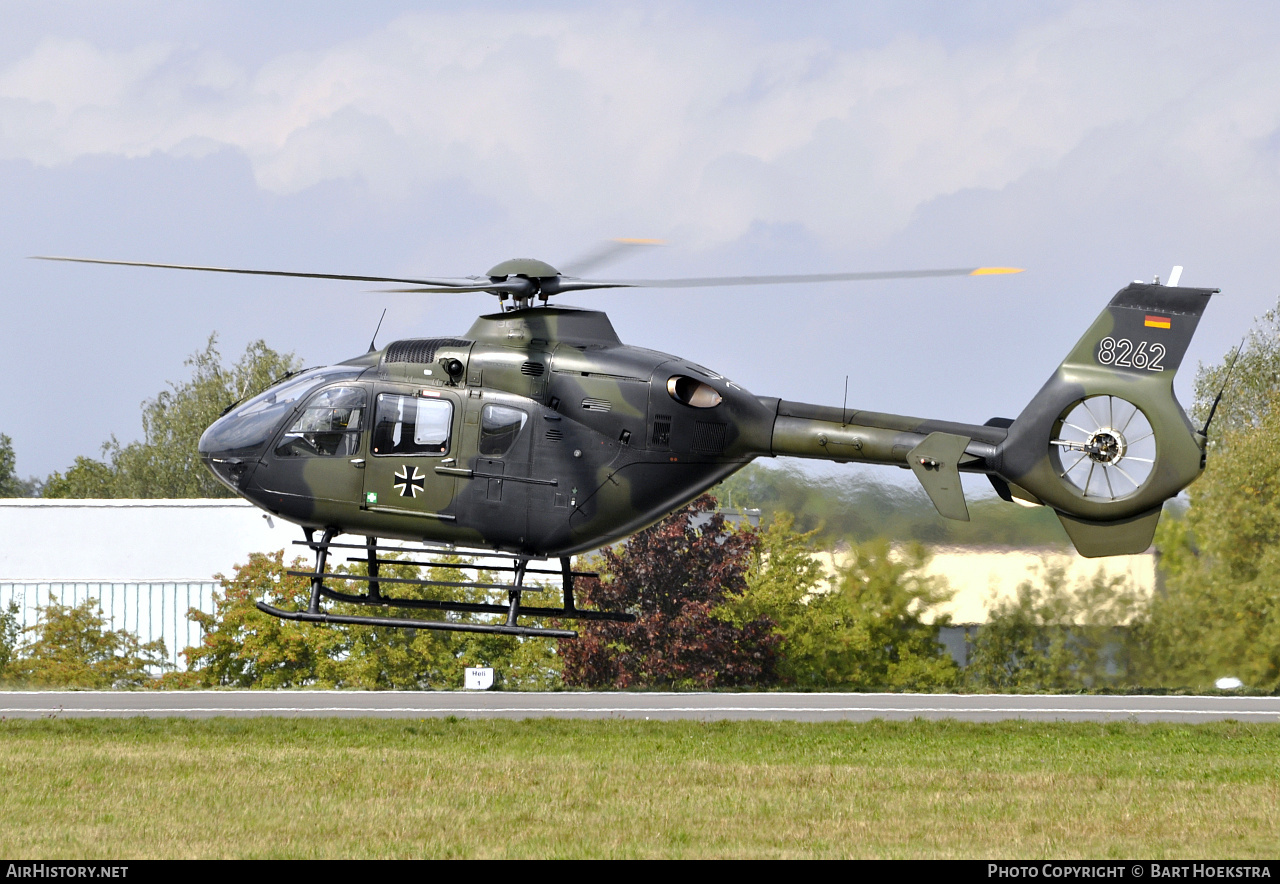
[{"xmin": 1, "ymin": 2, "xmax": 1279, "ymax": 252}]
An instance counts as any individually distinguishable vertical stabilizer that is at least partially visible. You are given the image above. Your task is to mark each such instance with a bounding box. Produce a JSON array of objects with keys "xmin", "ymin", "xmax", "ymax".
[{"xmin": 994, "ymin": 281, "xmax": 1215, "ymax": 556}]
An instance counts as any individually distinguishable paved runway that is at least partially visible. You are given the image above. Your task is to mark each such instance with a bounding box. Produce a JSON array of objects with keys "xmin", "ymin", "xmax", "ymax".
[{"xmin": 2, "ymin": 691, "xmax": 1278, "ymax": 722}]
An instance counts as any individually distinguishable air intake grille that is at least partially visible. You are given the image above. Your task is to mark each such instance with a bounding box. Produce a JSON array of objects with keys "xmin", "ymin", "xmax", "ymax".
[
  {"xmin": 651, "ymin": 414, "xmax": 672, "ymax": 447},
  {"xmin": 581, "ymin": 398, "xmax": 613, "ymax": 413},
  {"xmin": 520, "ymin": 361, "xmax": 546, "ymax": 377},
  {"xmin": 384, "ymin": 338, "xmax": 470, "ymax": 364},
  {"xmin": 692, "ymin": 422, "xmax": 727, "ymax": 454},
  {"xmin": 545, "ymin": 429, "xmax": 564, "ymax": 441}
]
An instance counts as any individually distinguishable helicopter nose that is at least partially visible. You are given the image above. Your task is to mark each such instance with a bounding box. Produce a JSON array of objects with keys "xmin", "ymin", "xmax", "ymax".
[
  {"xmin": 197, "ymin": 365, "xmax": 365, "ymax": 494},
  {"xmin": 205, "ymin": 454, "xmax": 251, "ymax": 492},
  {"xmin": 198, "ymin": 420, "xmax": 258, "ymax": 492}
]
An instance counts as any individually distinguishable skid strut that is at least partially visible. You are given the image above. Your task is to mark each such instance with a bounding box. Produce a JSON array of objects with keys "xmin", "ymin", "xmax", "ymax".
[{"xmin": 256, "ymin": 532, "xmax": 635, "ymax": 639}]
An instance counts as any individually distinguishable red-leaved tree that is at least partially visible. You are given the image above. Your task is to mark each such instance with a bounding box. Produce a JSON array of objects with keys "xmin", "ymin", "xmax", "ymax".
[{"xmin": 560, "ymin": 495, "xmax": 779, "ymax": 689}]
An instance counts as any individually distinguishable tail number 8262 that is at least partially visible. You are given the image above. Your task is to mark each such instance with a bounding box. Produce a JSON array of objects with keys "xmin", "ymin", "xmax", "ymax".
[{"xmin": 1097, "ymin": 337, "xmax": 1165, "ymax": 371}]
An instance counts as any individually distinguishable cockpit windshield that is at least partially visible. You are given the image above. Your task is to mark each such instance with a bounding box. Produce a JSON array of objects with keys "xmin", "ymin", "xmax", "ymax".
[{"xmin": 199, "ymin": 366, "xmax": 364, "ymax": 454}]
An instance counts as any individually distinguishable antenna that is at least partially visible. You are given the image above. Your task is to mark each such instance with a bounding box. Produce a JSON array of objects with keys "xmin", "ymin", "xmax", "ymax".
[
  {"xmin": 368, "ymin": 308, "xmax": 388, "ymax": 353},
  {"xmin": 1201, "ymin": 339, "xmax": 1245, "ymax": 436},
  {"xmin": 842, "ymin": 375, "xmax": 849, "ymax": 427}
]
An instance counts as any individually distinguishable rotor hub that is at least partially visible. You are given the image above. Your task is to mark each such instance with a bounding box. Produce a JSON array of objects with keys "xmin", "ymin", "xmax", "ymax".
[
  {"xmin": 486, "ymin": 258, "xmax": 560, "ymax": 278},
  {"xmin": 1085, "ymin": 428, "xmax": 1126, "ymax": 464}
]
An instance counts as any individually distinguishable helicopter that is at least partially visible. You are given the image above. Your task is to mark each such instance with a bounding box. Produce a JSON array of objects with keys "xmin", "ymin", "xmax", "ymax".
[{"xmin": 36, "ymin": 250, "xmax": 1217, "ymax": 639}]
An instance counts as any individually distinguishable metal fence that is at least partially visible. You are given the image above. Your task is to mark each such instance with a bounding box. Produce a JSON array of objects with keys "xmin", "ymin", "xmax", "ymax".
[{"xmin": 0, "ymin": 582, "xmax": 218, "ymax": 671}]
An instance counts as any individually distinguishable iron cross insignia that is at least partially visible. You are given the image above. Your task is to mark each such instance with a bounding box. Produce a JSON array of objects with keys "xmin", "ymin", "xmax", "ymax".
[{"xmin": 393, "ymin": 465, "xmax": 426, "ymax": 498}]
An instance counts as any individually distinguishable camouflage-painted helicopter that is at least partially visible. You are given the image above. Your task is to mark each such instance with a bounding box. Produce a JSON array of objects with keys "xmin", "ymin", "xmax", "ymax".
[{"xmin": 37, "ymin": 250, "xmax": 1215, "ymax": 638}]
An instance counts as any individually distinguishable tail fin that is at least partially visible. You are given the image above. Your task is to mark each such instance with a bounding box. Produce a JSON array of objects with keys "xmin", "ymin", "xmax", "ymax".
[{"xmin": 996, "ymin": 281, "xmax": 1216, "ymax": 556}]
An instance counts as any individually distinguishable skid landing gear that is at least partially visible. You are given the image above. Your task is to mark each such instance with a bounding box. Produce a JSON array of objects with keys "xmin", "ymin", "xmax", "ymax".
[{"xmin": 255, "ymin": 529, "xmax": 635, "ymax": 639}]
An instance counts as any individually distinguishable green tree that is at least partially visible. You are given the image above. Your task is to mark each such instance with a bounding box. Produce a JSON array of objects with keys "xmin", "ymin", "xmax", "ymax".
[
  {"xmin": 966, "ymin": 561, "xmax": 1145, "ymax": 692},
  {"xmin": 9, "ymin": 596, "xmax": 169, "ymax": 688},
  {"xmin": 185, "ymin": 550, "xmax": 561, "ymax": 689},
  {"xmin": 41, "ymin": 456, "xmax": 116, "ymax": 498},
  {"xmin": 0, "ymin": 601, "xmax": 20, "ymax": 680},
  {"xmin": 724, "ymin": 519, "xmax": 957, "ymax": 690},
  {"xmin": 561, "ymin": 496, "xmax": 780, "ymax": 689},
  {"xmin": 720, "ymin": 512, "xmax": 831, "ymax": 673},
  {"xmin": 185, "ymin": 552, "xmax": 348, "ymax": 688},
  {"xmin": 1192, "ymin": 300, "xmax": 1280, "ymax": 436},
  {"xmin": 333, "ymin": 554, "xmax": 561, "ymax": 690},
  {"xmin": 1142, "ymin": 299, "xmax": 1280, "ymax": 691},
  {"xmin": 1141, "ymin": 401, "xmax": 1280, "ymax": 690},
  {"xmin": 0, "ymin": 434, "xmax": 40, "ymax": 497},
  {"xmin": 44, "ymin": 336, "xmax": 299, "ymax": 498},
  {"xmin": 0, "ymin": 434, "xmax": 19, "ymax": 497},
  {"xmin": 388, "ymin": 556, "xmax": 560, "ymax": 689}
]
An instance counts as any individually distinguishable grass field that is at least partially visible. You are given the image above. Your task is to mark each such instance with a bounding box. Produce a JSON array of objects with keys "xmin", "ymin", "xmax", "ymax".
[{"xmin": 1, "ymin": 717, "xmax": 1277, "ymax": 859}]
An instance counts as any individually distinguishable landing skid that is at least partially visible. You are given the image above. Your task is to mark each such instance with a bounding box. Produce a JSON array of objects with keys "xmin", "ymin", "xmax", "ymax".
[{"xmin": 256, "ymin": 528, "xmax": 635, "ymax": 639}]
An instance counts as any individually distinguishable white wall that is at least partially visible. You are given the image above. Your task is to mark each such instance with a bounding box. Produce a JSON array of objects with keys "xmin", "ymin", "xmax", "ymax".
[
  {"xmin": 0, "ymin": 499, "xmax": 296, "ymax": 582},
  {"xmin": 0, "ymin": 500, "xmax": 303, "ymax": 668}
]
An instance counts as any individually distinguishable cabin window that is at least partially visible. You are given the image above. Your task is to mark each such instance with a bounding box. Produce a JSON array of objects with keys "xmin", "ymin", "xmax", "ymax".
[
  {"xmin": 274, "ymin": 386, "xmax": 365, "ymax": 457},
  {"xmin": 479, "ymin": 404, "xmax": 528, "ymax": 456},
  {"xmin": 372, "ymin": 394, "xmax": 453, "ymax": 456}
]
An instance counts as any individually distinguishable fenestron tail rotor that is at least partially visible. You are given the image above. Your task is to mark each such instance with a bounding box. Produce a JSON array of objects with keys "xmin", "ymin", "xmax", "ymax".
[
  {"xmin": 1049, "ymin": 395, "xmax": 1156, "ymax": 501},
  {"xmin": 31, "ymin": 252, "xmax": 1023, "ymax": 310}
]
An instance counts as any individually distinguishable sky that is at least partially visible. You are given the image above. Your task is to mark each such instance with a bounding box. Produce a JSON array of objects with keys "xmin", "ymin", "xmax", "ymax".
[{"xmin": 2, "ymin": 0, "xmax": 1278, "ymax": 489}]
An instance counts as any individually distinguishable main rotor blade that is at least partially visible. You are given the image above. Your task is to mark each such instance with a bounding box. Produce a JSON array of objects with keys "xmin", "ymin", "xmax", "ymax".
[
  {"xmin": 558, "ymin": 238, "xmax": 666, "ymax": 278},
  {"xmin": 378, "ymin": 286, "xmax": 507, "ymax": 294},
  {"xmin": 378, "ymin": 280, "xmax": 534, "ymax": 296},
  {"xmin": 580, "ymin": 267, "xmax": 1023, "ymax": 290},
  {"xmin": 32, "ymin": 254, "xmax": 1024, "ymax": 298},
  {"xmin": 30, "ymin": 255, "xmax": 478, "ymax": 288}
]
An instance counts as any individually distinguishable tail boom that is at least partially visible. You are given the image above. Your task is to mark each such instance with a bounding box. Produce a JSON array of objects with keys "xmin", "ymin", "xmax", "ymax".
[{"xmin": 763, "ymin": 400, "xmax": 1008, "ymax": 523}]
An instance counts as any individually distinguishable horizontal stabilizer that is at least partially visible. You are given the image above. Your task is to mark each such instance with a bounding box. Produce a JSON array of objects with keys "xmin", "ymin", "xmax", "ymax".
[{"xmin": 908, "ymin": 432, "xmax": 971, "ymax": 521}]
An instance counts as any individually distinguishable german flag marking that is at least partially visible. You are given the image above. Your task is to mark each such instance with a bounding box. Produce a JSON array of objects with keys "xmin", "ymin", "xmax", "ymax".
[
  {"xmin": 969, "ymin": 267, "xmax": 1024, "ymax": 276},
  {"xmin": 1145, "ymin": 314, "xmax": 1172, "ymax": 329}
]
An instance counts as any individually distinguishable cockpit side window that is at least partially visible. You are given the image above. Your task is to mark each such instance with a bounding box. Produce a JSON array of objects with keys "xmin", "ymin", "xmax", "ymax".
[
  {"xmin": 200, "ymin": 366, "xmax": 362, "ymax": 454},
  {"xmin": 372, "ymin": 394, "xmax": 453, "ymax": 456},
  {"xmin": 274, "ymin": 386, "xmax": 365, "ymax": 457},
  {"xmin": 479, "ymin": 404, "xmax": 528, "ymax": 457}
]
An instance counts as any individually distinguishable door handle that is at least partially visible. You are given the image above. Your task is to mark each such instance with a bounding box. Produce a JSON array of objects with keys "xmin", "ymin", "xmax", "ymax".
[{"xmin": 350, "ymin": 458, "xmax": 366, "ymax": 469}]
